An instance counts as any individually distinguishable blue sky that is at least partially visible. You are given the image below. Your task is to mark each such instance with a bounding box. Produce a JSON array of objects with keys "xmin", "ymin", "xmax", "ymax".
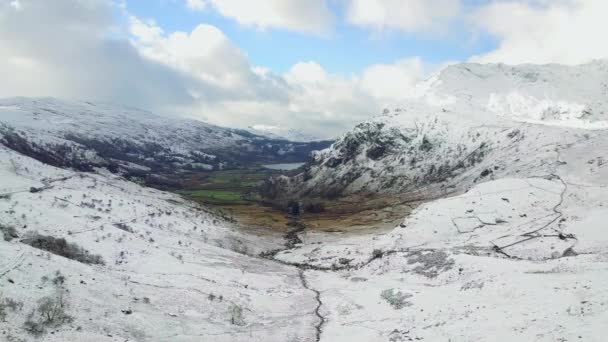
[{"xmin": 122, "ymin": 0, "xmax": 497, "ymax": 74}]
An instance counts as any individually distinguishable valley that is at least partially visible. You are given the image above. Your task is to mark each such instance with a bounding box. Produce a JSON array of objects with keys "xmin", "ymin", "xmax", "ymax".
[
  {"xmin": 172, "ymin": 165, "xmax": 415, "ymax": 234},
  {"xmin": 3, "ymin": 2, "xmax": 608, "ymax": 341},
  {"xmin": 2, "ymin": 61, "xmax": 608, "ymax": 342}
]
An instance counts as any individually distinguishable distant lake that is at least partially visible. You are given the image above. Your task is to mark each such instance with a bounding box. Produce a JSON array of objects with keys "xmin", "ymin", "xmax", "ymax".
[{"xmin": 263, "ymin": 163, "xmax": 305, "ymax": 171}]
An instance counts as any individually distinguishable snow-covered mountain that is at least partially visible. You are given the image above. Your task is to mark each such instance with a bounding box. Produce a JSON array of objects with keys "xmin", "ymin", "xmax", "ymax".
[
  {"xmin": 0, "ymin": 97, "xmax": 331, "ymax": 182},
  {"xmin": 2, "ymin": 61, "xmax": 608, "ymax": 341},
  {"xmin": 255, "ymin": 60, "xmax": 608, "ymax": 341},
  {"xmin": 409, "ymin": 60, "xmax": 608, "ymax": 128},
  {"xmin": 264, "ymin": 60, "xmax": 608, "ymax": 202}
]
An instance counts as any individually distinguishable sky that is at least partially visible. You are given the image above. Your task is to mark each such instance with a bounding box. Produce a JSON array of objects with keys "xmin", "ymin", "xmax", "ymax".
[{"xmin": 2, "ymin": 0, "xmax": 608, "ymax": 138}]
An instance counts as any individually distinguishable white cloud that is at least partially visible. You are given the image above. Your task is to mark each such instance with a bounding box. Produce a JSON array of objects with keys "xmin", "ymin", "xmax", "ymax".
[
  {"xmin": 0, "ymin": 0, "xmax": 429, "ymax": 139},
  {"xmin": 126, "ymin": 18, "xmax": 429, "ymax": 137},
  {"xmin": 185, "ymin": 0, "xmax": 333, "ymax": 35},
  {"xmin": 360, "ymin": 58, "xmax": 425, "ymax": 100},
  {"xmin": 470, "ymin": 0, "xmax": 608, "ymax": 65},
  {"xmin": 345, "ymin": 0, "xmax": 461, "ymax": 34},
  {"xmin": 129, "ymin": 17, "xmax": 260, "ymax": 95},
  {"xmin": 0, "ymin": 0, "xmax": 194, "ymax": 109},
  {"xmin": 278, "ymin": 60, "xmax": 428, "ymax": 135}
]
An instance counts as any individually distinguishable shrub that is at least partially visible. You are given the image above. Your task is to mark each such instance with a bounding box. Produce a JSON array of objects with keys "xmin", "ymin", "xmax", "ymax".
[
  {"xmin": 24, "ymin": 293, "xmax": 73, "ymax": 336},
  {"xmin": 22, "ymin": 233, "xmax": 104, "ymax": 265},
  {"xmin": 380, "ymin": 289, "xmax": 413, "ymax": 310},
  {"xmin": 1, "ymin": 225, "xmax": 19, "ymax": 242},
  {"xmin": 37, "ymin": 295, "xmax": 71, "ymax": 324},
  {"xmin": 113, "ymin": 223, "xmax": 133, "ymax": 233},
  {"xmin": 3, "ymin": 298, "xmax": 23, "ymax": 312},
  {"xmin": 23, "ymin": 314, "xmax": 45, "ymax": 336}
]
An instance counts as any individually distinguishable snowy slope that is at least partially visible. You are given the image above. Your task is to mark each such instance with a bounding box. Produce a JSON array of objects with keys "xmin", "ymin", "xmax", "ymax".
[
  {"xmin": 268, "ymin": 114, "xmax": 608, "ymax": 341},
  {"xmin": 277, "ymin": 162, "xmax": 608, "ymax": 341},
  {"xmin": 410, "ymin": 60, "xmax": 608, "ymax": 128},
  {"xmin": 0, "ymin": 145, "xmax": 319, "ymax": 342}
]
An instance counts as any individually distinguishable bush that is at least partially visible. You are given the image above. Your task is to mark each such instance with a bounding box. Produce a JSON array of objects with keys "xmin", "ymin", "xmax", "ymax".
[
  {"xmin": 24, "ymin": 293, "xmax": 73, "ymax": 336},
  {"xmin": 1, "ymin": 225, "xmax": 19, "ymax": 242},
  {"xmin": 0, "ymin": 296, "xmax": 24, "ymax": 322},
  {"xmin": 37, "ymin": 295, "xmax": 71, "ymax": 324},
  {"xmin": 3, "ymin": 298, "xmax": 23, "ymax": 312},
  {"xmin": 380, "ymin": 289, "xmax": 412, "ymax": 310},
  {"xmin": 113, "ymin": 223, "xmax": 133, "ymax": 233},
  {"xmin": 23, "ymin": 314, "xmax": 45, "ymax": 337},
  {"xmin": 22, "ymin": 233, "xmax": 104, "ymax": 265}
]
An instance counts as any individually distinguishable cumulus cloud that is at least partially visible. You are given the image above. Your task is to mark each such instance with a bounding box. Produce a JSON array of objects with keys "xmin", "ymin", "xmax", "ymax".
[
  {"xmin": 185, "ymin": 0, "xmax": 333, "ymax": 35},
  {"xmin": 128, "ymin": 17, "xmax": 287, "ymax": 103},
  {"xmin": 360, "ymin": 58, "xmax": 426, "ymax": 100},
  {"xmin": 128, "ymin": 18, "xmax": 429, "ymax": 137},
  {"xmin": 278, "ymin": 59, "xmax": 428, "ymax": 136},
  {"xmin": 345, "ymin": 0, "xmax": 461, "ymax": 34},
  {"xmin": 470, "ymin": 0, "xmax": 608, "ymax": 65},
  {"xmin": 0, "ymin": 0, "xmax": 430, "ymax": 139},
  {"xmin": 0, "ymin": 0, "xmax": 194, "ymax": 110}
]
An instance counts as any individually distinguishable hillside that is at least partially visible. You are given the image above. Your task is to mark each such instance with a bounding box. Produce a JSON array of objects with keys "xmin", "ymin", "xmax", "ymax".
[
  {"xmin": 0, "ymin": 97, "xmax": 331, "ymax": 185},
  {"xmin": 0, "ymin": 144, "xmax": 318, "ymax": 341},
  {"xmin": 263, "ymin": 61, "xmax": 608, "ymax": 203},
  {"xmin": 256, "ymin": 61, "xmax": 608, "ymax": 341}
]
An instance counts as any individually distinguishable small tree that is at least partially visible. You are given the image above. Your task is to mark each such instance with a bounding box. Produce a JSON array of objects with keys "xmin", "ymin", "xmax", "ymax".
[{"xmin": 37, "ymin": 293, "xmax": 71, "ymax": 324}]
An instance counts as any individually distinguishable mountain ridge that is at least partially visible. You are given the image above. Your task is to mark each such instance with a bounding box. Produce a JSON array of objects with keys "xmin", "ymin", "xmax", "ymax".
[{"xmin": 0, "ymin": 97, "xmax": 332, "ymax": 187}]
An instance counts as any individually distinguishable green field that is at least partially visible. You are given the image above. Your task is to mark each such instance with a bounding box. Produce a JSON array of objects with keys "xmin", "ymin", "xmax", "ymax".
[
  {"xmin": 176, "ymin": 167, "xmax": 279, "ymax": 205},
  {"xmin": 178, "ymin": 189, "xmax": 246, "ymax": 204},
  {"xmin": 203, "ymin": 169, "xmax": 270, "ymax": 188}
]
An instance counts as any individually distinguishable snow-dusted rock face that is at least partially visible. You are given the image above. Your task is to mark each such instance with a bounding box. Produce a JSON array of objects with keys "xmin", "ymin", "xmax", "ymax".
[
  {"xmin": 265, "ymin": 61, "xmax": 608, "ymax": 202},
  {"xmin": 0, "ymin": 97, "xmax": 331, "ymax": 179}
]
